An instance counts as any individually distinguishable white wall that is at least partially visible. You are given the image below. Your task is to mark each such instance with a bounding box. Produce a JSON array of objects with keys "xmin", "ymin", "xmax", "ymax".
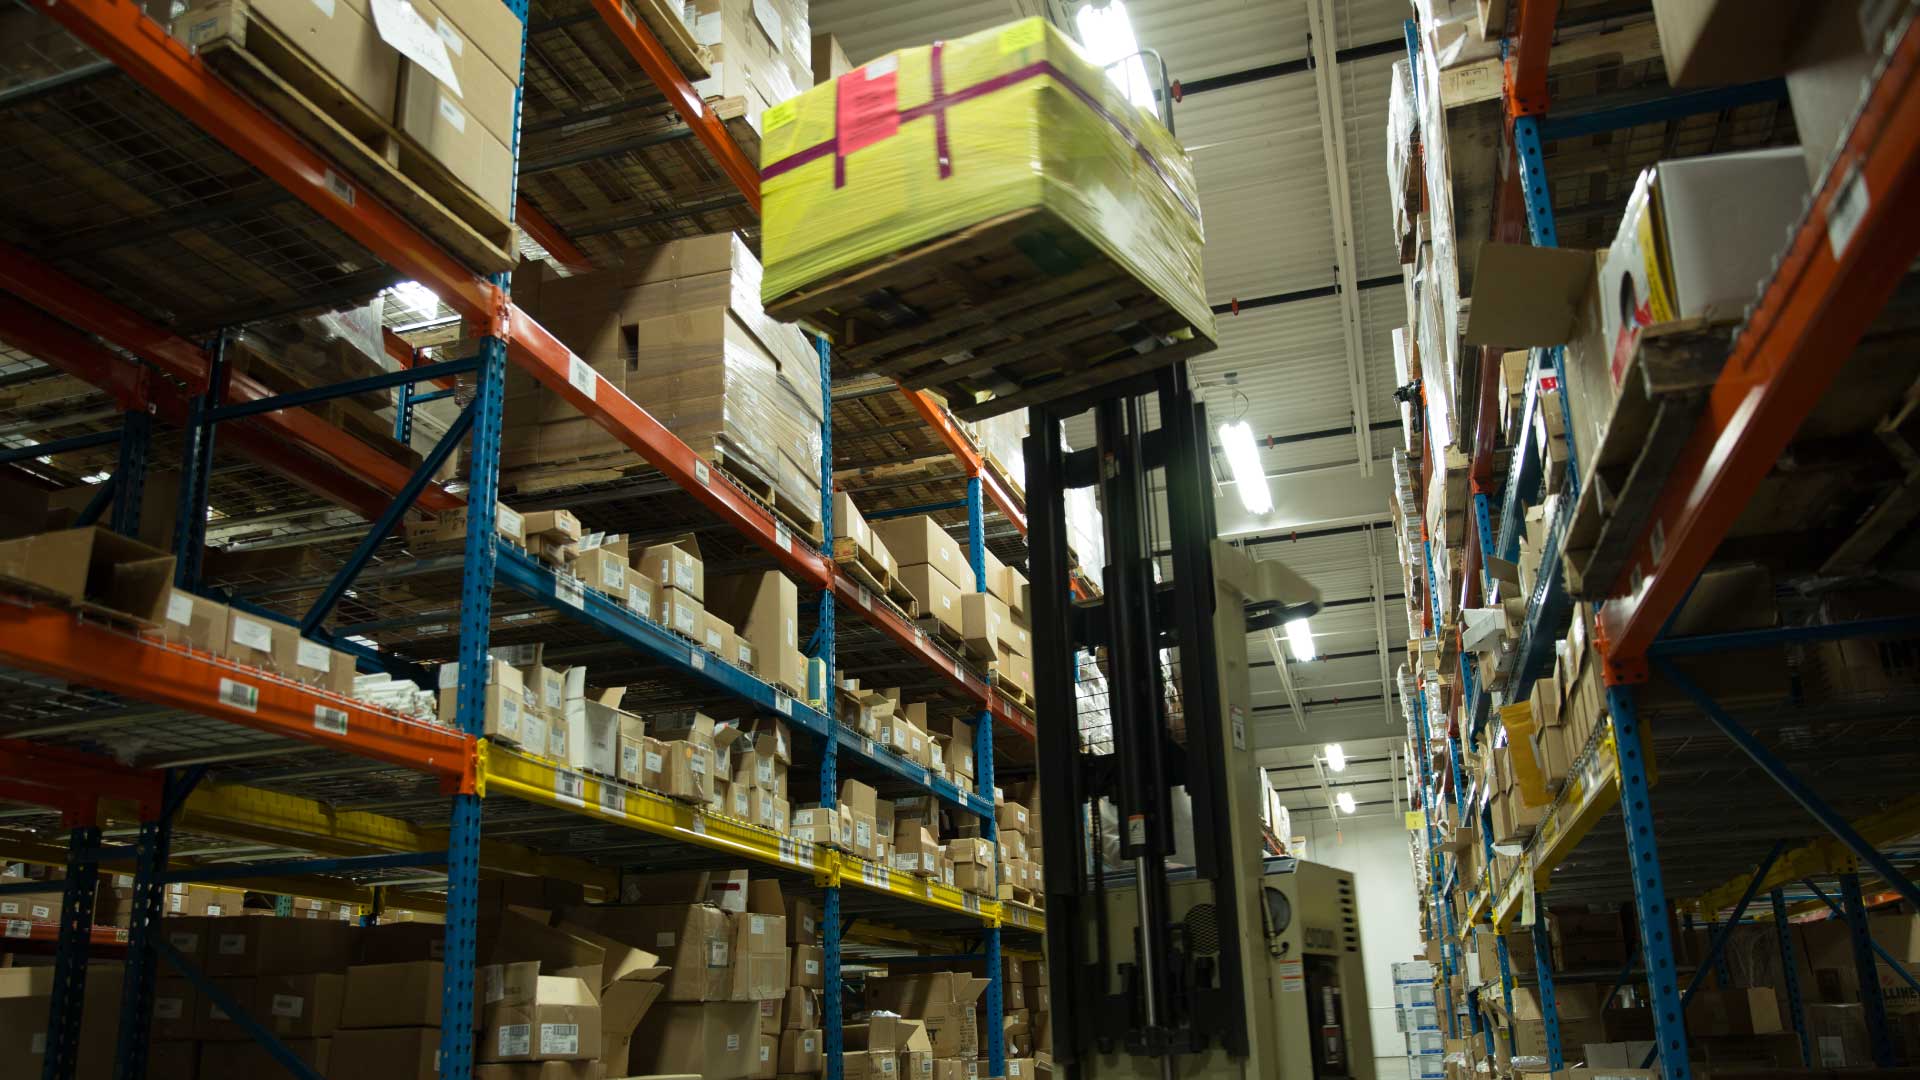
[{"xmin": 1299, "ymin": 811, "xmax": 1423, "ymax": 1063}]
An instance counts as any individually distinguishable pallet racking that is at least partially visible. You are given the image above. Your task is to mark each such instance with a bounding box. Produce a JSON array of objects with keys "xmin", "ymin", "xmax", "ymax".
[
  {"xmin": 0, "ymin": 3, "xmax": 1045, "ymax": 1078},
  {"xmin": 1403, "ymin": 3, "xmax": 1920, "ymax": 1076}
]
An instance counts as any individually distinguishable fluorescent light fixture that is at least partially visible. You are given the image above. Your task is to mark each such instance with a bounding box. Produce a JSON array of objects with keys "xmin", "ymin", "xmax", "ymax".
[
  {"xmin": 1075, "ymin": 0, "xmax": 1156, "ymax": 112},
  {"xmin": 1335, "ymin": 791, "xmax": 1356, "ymax": 815},
  {"xmin": 1216, "ymin": 419, "xmax": 1272, "ymax": 514},
  {"xmin": 1285, "ymin": 617, "xmax": 1316, "ymax": 662},
  {"xmin": 1324, "ymin": 743, "xmax": 1346, "ymax": 772}
]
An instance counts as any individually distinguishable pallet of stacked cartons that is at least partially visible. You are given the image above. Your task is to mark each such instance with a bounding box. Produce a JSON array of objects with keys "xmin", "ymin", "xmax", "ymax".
[
  {"xmin": 506, "ymin": 234, "xmax": 826, "ymax": 539},
  {"xmin": 871, "ymin": 516, "xmax": 973, "ymax": 649},
  {"xmin": 760, "ymin": 19, "xmax": 1214, "ymax": 419},
  {"xmin": 168, "ymin": 0, "xmax": 519, "ymax": 273}
]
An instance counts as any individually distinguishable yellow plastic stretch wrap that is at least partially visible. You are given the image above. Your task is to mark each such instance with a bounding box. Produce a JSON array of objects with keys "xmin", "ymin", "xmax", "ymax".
[{"xmin": 758, "ymin": 16, "xmax": 1213, "ymax": 342}]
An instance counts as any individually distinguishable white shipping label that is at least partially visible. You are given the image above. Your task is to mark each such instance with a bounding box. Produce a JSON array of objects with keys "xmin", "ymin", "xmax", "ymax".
[
  {"xmin": 555, "ymin": 769, "xmax": 585, "ymax": 806},
  {"xmin": 153, "ymin": 997, "xmax": 183, "ymax": 1020},
  {"xmin": 655, "ymin": 931, "xmax": 676, "ymax": 948},
  {"xmin": 695, "ymin": 461, "xmax": 711, "ymax": 486},
  {"xmin": 599, "ymin": 785, "xmax": 626, "ymax": 817},
  {"xmin": 0, "ymin": 902, "xmax": 16, "ymax": 914},
  {"xmin": 709, "ymin": 940, "xmax": 729, "ymax": 967},
  {"xmin": 204, "ymin": 904, "xmax": 224, "ymax": 917},
  {"xmin": 296, "ymin": 638, "xmax": 331, "ymax": 672},
  {"xmin": 750, "ymin": 915, "xmax": 766, "ymax": 936},
  {"xmin": 645, "ymin": 750, "xmax": 663, "ymax": 773},
  {"xmin": 760, "ymin": 1046, "xmax": 771, "ymax": 1063},
  {"xmin": 29, "ymin": 904, "xmax": 50, "ymax": 920},
  {"xmin": 308, "ymin": 0, "xmax": 337, "ymax": 17},
  {"xmin": 774, "ymin": 522, "xmax": 792, "ymax": 552},
  {"xmin": 432, "ymin": 15, "xmax": 464, "ymax": 55},
  {"xmin": 218, "ymin": 933, "xmax": 247, "ymax": 956},
  {"xmin": 539, "ymin": 1023, "xmax": 579, "ymax": 1056},
  {"xmin": 805, "ymin": 958, "xmax": 819, "ymax": 975},
  {"xmin": 231, "ymin": 616, "xmax": 274, "ymax": 652},
  {"xmin": 803, "ymin": 1035, "xmax": 816, "ymax": 1052},
  {"xmin": 167, "ymin": 932, "xmax": 197, "ymax": 952},
  {"xmin": 690, "ymin": 649, "xmax": 706, "ymax": 672},
  {"xmin": 726, "ymin": 1032, "xmax": 741, "ymax": 1052},
  {"xmin": 496, "ymin": 1024, "xmax": 531, "ymax": 1058},
  {"xmin": 437, "ymin": 94, "xmax": 467, "ymax": 133},
  {"xmin": 439, "ymin": 662, "xmax": 460, "ymax": 689},
  {"xmin": 271, "ymin": 994, "xmax": 304, "ymax": 1019},
  {"xmin": 166, "ymin": 593, "xmax": 194, "ymax": 625},
  {"xmin": 30, "ymin": 1032, "xmax": 43, "ymax": 1055},
  {"xmin": 567, "ymin": 355, "xmax": 598, "ymax": 399},
  {"xmin": 485, "ymin": 965, "xmax": 504, "ymax": 1003},
  {"xmin": 621, "ymin": 745, "xmax": 640, "ymax": 774},
  {"xmin": 370, "ymin": 0, "xmax": 461, "ymax": 96}
]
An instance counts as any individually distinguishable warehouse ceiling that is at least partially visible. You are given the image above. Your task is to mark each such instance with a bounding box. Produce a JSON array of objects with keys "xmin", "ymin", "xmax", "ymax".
[{"xmin": 812, "ymin": 0, "xmax": 1414, "ymax": 756}]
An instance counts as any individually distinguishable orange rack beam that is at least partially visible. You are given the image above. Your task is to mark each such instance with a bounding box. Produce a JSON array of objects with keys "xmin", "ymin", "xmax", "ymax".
[
  {"xmin": 1597, "ymin": 13, "xmax": 1920, "ymax": 675},
  {"xmin": 0, "ymin": 600, "xmax": 473, "ymax": 780}
]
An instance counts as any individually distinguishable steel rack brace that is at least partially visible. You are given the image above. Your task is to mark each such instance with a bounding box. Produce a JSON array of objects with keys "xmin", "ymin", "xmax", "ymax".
[
  {"xmin": 1654, "ymin": 657, "xmax": 1920, "ymax": 913},
  {"xmin": 112, "ymin": 765, "xmax": 203, "ymax": 1080},
  {"xmin": 41, "ymin": 823, "xmax": 102, "ymax": 1080},
  {"xmin": 1839, "ymin": 872, "xmax": 1897, "ymax": 1065},
  {"xmin": 157, "ymin": 939, "xmax": 322, "ymax": 1080},
  {"xmin": 1607, "ymin": 685, "xmax": 1690, "ymax": 1080},
  {"xmin": 1531, "ymin": 897, "xmax": 1565, "ymax": 1070},
  {"xmin": 1638, "ymin": 841, "xmax": 1786, "ymax": 1068},
  {"xmin": 0, "ymin": 427, "xmax": 124, "ymax": 466},
  {"xmin": 815, "ymin": 335, "xmax": 846, "ymax": 1080},
  {"xmin": 110, "ymin": 406, "xmax": 151, "ymax": 538},
  {"xmin": 1769, "ymin": 888, "xmax": 1813, "ymax": 1066},
  {"xmin": 1800, "ymin": 878, "xmax": 1920, "ymax": 996}
]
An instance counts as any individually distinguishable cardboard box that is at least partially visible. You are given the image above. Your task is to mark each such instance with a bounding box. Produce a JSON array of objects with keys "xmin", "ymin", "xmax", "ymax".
[
  {"xmin": 254, "ymin": 972, "xmax": 344, "ymax": 1038},
  {"xmin": 480, "ymin": 975, "xmax": 601, "ymax": 1062},
  {"xmin": 156, "ymin": 588, "xmax": 231, "ymax": 655},
  {"xmin": 1685, "ymin": 987, "xmax": 1781, "ymax": 1036},
  {"xmin": 781, "ymin": 1027, "xmax": 825, "ymax": 1072},
  {"xmin": 642, "ymin": 536, "xmax": 705, "ymax": 602},
  {"xmin": 810, "ymin": 33, "xmax": 849, "ymax": 84},
  {"xmin": 871, "ymin": 517, "xmax": 967, "ymax": 584},
  {"xmin": 1598, "ymin": 150, "xmax": 1808, "ymax": 381},
  {"xmin": 562, "ymin": 904, "xmax": 732, "ymax": 1002},
  {"xmin": 270, "ymin": 630, "xmax": 357, "ymax": 695},
  {"xmin": 572, "ymin": 547, "xmax": 628, "ymax": 597},
  {"xmin": 961, "ymin": 592, "xmax": 1018, "ymax": 658},
  {"xmin": 628, "ymin": 1001, "xmax": 759, "ymax": 1077},
  {"xmin": 327, "ymin": 1026, "xmax": 441, "ymax": 1080},
  {"xmin": 170, "ymin": 0, "xmax": 398, "ymax": 117},
  {"xmin": 207, "ymin": 918, "xmax": 354, "ymax": 977},
  {"xmin": 898, "ymin": 562, "xmax": 966, "ymax": 636},
  {"xmin": 341, "ymin": 961, "xmax": 442, "ymax": 1028},
  {"xmin": 625, "ymin": 570, "xmax": 657, "ymax": 623},
  {"xmin": 708, "ymin": 570, "xmax": 801, "ymax": 690},
  {"xmin": 659, "ymin": 587, "xmax": 704, "ymax": 639},
  {"xmin": 616, "ymin": 713, "xmax": 648, "ymax": 785},
  {"xmin": 791, "ymin": 944, "xmax": 824, "ymax": 990},
  {"xmin": 864, "ymin": 972, "xmax": 987, "ymax": 1059},
  {"xmin": 793, "ymin": 805, "xmax": 847, "ymax": 849},
  {"xmin": 472, "ymin": 1064, "xmax": 602, "ymax": 1080},
  {"xmin": 1650, "ymin": 0, "xmax": 1830, "ymax": 86},
  {"xmin": 200, "ymin": 1037, "xmax": 328, "ymax": 1077},
  {"xmin": 702, "ymin": 611, "xmax": 738, "ymax": 661}
]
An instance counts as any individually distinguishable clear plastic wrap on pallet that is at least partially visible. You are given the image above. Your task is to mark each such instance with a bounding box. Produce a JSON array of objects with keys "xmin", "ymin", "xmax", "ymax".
[
  {"xmin": 758, "ymin": 17, "xmax": 1213, "ymax": 345},
  {"xmin": 1392, "ymin": 327, "xmax": 1418, "ymax": 449},
  {"xmin": 968, "ymin": 409, "xmax": 1029, "ymax": 494},
  {"xmin": 1064, "ymin": 476, "xmax": 1104, "ymax": 576},
  {"xmin": 1387, "ymin": 58, "xmax": 1418, "ymax": 232}
]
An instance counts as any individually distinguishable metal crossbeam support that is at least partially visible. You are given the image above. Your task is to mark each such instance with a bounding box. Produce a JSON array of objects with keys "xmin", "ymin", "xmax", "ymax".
[
  {"xmin": 1840, "ymin": 873, "xmax": 1896, "ymax": 1065},
  {"xmin": 1533, "ymin": 900, "xmax": 1565, "ymax": 1070},
  {"xmin": 207, "ymin": 357, "xmax": 477, "ymax": 424},
  {"xmin": 111, "ymin": 408, "xmax": 151, "ymax": 537},
  {"xmin": 1803, "ymin": 878, "xmax": 1920, "ymax": 995},
  {"xmin": 41, "ymin": 824, "xmax": 101, "ymax": 1080},
  {"xmin": 1539, "ymin": 80, "xmax": 1790, "ymax": 141},
  {"xmin": 0, "ymin": 427, "xmax": 121, "ymax": 466},
  {"xmin": 73, "ymin": 474, "xmax": 118, "ymax": 528},
  {"xmin": 158, "ymin": 850, "xmax": 447, "ymax": 884},
  {"xmin": 1608, "ymin": 686, "xmax": 1690, "ymax": 1080},
  {"xmin": 1770, "ymin": 888, "xmax": 1812, "ymax": 1066},
  {"xmin": 1656, "ymin": 658, "xmax": 1920, "ymax": 912},
  {"xmin": 300, "ymin": 403, "xmax": 479, "ymax": 633}
]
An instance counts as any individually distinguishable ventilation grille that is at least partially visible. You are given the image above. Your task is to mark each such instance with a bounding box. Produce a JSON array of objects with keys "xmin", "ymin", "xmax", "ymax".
[
  {"xmin": 1185, "ymin": 902, "xmax": 1221, "ymax": 955},
  {"xmin": 1338, "ymin": 876, "xmax": 1359, "ymax": 953}
]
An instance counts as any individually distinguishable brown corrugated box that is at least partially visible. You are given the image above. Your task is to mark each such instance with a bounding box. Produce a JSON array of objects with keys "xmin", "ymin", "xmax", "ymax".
[
  {"xmin": 327, "ymin": 1026, "xmax": 439, "ymax": 1080},
  {"xmin": 561, "ymin": 903, "xmax": 732, "ymax": 1002},
  {"xmin": 0, "ymin": 526, "xmax": 175, "ymax": 624},
  {"xmin": 206, "ymin": 918, "xmax": 354, "ymax": 976},
  {"xmin": 478, "ymin": 974, "xmax": 601, "ymax": 1062},
  {"xmin": 627, "ymin": 1000, "xmax": 759, "ymax": 1077},
  {"xmin": 341, "ymin": 960, "xmax": 442, "ymax": 1028}
]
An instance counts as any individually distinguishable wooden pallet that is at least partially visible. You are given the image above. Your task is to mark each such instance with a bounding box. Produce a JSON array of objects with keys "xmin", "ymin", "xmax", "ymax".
[
  {"xmin": 833, "ymin": 538, "xmax": 894, "ymax": 593},
  {"xmin": 1562, "ymin": 319, "xmax": 1733, "ymax": 599},
  {"xmin": 188, "ymin": 0, "xmax": 517, "ymax": 274},
  {"xmin": 991, "ymin": 669, "xmax": 1036, "ymax": 713},
  {"xmin": 768, "ymin": 208, "xmax": 1215, "ymax": 420}
]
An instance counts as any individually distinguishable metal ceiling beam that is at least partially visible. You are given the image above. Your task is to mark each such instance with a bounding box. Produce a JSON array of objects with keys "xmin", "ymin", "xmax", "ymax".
[
  {"xmin": 1209, "ymin": 274, "xmax": 1399, "ymax": 316},
  {"xmin": 1306, "ymin": 0, "xmax": 1374, "ymax": 477},
  {"xmin": 1264, "ymin": 625, "xmax": 1310, "ymax": 733},
  {"xmin": 1175, "ymin": 37, "xmax": 1405, "ymax": 96}
]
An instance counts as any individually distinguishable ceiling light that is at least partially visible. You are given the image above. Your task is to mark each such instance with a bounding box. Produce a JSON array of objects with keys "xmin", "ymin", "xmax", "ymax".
[
  {"xmin": 1324, "ymin": 743, "xmax": 1346, "ymax": 772},
  {"xmin": 1075, "ymin": 0, "xmax": 1156, "ymax": 112},
  {"xmin": 1217, "ymin": 419, "xmax": 1272, "ymax": 515},
  {"xmin": 1336, "ymin": 791, "xmax": 1356, "ymax": 815},
  {"xmin": 1285, "ymin": 617, "xmax": 1316, "ymax": 662}
]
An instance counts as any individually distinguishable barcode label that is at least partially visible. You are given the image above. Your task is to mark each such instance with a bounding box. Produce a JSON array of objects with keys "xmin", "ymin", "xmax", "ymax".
[
  {"xmin": 556, "ymin": 573, "xmax": 585, "ymax": 609},
  {"xmin": 598, "ymin": 785, "xmax": 626, "ymax": 818},
  {"xmin": 554, "ymin": 770, "xmax": 585, "ymax": 806},
  {"xmin": 690, "ymin": 650, "xmax": 705, "ymax": 671},
  {"xmin": 313, "ymin": 705, "xmax": 348, "ymax": 735},
  {"xmin": 690, "ymin": 813, "xmax": 707, "ymax": 835},
  {"xmin": 694, "ymin": 461, "xmax": 711, "ymax": 486},
  {"xmin": 857, "ymin": 585, "xmax": 872, "ymax": 608},
  {"xmin": 567, "ymin": 356, "xmax": 597, "ymax": 400},
  {"xmin": 324, "ymin": 170, "xmax": 354, "ymax": 205},
  {"xmin": 775, "ymin": 693, "xmax": 793, "ymax": 716},
  {"xmin": 774, "ymin": 522, "xmax": 792, "ymax": 552},
  {"xmin": 3, "ymin": 920, "xmax": 28, "ymax": 939},
  {"xmin": 218, "ymin": 678, "xmax": 259, "ymax": 712}
]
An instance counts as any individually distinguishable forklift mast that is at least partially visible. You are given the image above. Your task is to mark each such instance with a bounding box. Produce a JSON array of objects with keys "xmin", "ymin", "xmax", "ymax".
[{"xmin": 1025, "ymin": 362, "xmax": 1250, "ymax": 1074}]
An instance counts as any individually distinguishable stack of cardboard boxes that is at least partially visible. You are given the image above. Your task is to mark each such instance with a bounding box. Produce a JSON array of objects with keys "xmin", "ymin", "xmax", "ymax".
[
  {"xmin": 994, "ymin": 782, "xmax": 1043, "ymax": 907},
  {"xmin": 861, "ymin": 971, "xmax": 988, "ymax": 1080},
  {"xmin": 688, "ymin": 0, "xmax": 813, "ymax": 134},
  {"xmin": 1000, "ymin": 957, "xmax": 1049, "ymax": 1061},
  {"xmin": 507, "ymin": 234, "xmax": 825, "ymax": 538},
  {"xmin": 168, "ymin": 0, "xmax": 524, "ymax": 219},
  {"xmin": 867, "ymin": 514, "xmax": 1034, "ymax": 701}
]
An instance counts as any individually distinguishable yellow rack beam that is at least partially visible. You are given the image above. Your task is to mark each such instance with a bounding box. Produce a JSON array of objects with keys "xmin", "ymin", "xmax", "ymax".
[
  {"xmin": 1494, "ymin": 729, "xmax": 1621, "ymax": 929},
  {"xmin": 1686, "ymin": 792, "xmax": 1920, "ymax": 916}
]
